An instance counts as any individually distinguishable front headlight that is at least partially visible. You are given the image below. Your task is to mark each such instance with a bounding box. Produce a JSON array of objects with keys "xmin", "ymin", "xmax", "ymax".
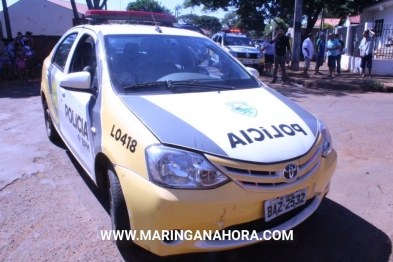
[
  {"xmin": 319, "ymin": 120, "xmax": 333, "ymax": 157},
  {"xmin": 257, "ymin": 52, "xmax": 263, "ymax": 59},
  {"xmin": 146, "ymin": 145, "xmax": 229, "ymax": 189}
]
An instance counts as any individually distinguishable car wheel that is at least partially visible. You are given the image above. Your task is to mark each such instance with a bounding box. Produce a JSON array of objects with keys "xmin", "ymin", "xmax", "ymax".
[
  {"xmin": 43, "ymin": 100, "xmax": 60, "ymax": 141},
  {"xmin": 108, "ymin": 166, "xmax": 134, "ymax": 248}
]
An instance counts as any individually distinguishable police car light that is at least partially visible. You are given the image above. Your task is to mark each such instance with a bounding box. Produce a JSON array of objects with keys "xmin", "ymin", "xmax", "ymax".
[{"xmin": 85, "ymin": 10, "xmax": 176, "ymax": 24}]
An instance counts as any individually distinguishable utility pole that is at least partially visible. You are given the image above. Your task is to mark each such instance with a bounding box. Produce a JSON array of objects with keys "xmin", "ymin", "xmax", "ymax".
[
  {"xmin": 291, "ymin": 0, "xmax": 303, "ymax": 71},
  {"xmin": 1, "ymin": 0, "xmax": 12, "ymax": 39}
]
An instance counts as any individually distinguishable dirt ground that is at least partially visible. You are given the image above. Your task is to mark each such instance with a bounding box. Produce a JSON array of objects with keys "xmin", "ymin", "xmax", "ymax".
[{"xmin": 0, "ymin": 80, "xmax": 392, "ymax": 261}]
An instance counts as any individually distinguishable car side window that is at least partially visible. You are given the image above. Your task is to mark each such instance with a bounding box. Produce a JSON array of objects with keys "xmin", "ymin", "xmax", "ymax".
[
  {"xmin": 52, "ymin": 33, "xmax": 78, "ymax": 71},
  {"xmin": 69, "ymin": 35, "xmax": 97, "ymax": 75}
]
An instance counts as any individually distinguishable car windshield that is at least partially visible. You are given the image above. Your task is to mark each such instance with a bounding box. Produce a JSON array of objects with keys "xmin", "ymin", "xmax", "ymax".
[
  {"xmin": 105, "ymin": 35, "xmax": 260, "ymax": 94},
  {"xmin": 224, "ymin": 36, "xmax": 251, "ymax": 46}
]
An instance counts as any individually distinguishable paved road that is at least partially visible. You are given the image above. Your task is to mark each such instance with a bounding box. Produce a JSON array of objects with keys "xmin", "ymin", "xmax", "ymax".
[{"xmin": 0, "ymin": 81, "xmax": 392, "ymax": 261}]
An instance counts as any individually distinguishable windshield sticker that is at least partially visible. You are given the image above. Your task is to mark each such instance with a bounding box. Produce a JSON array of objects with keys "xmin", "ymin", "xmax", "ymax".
[
  {"xmin": 227, "ymin": 124, "xmax": 308, "ymax": 148},
  {"xmin": 226, "ymin": 101, "xmax": 257, "ymax": 118}
]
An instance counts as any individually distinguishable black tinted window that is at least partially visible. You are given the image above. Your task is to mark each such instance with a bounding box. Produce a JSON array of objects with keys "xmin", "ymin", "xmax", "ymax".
[{"xmin": 53, "ymin": 33, "xmax": 78, "ymax": 71}]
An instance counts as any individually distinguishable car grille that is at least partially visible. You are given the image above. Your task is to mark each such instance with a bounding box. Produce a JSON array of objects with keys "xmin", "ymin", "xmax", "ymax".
[
  {"xmin": 236, "ymin": 53, "xmax": 259, "ymax": 59},
  {"xmin": 205, "ymin": 135, "xmax": 322, "ymax": 192}
]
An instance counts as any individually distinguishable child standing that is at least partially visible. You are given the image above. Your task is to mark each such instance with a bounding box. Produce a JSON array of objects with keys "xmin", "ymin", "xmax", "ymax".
[{"xmin": 15, "ymin": 43, "xmax": 29, "ymax": 82}]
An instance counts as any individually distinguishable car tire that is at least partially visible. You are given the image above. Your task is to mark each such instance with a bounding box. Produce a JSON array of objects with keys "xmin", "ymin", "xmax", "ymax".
[
  {"xmin": 108, "ymin": 166, "xmax": 134, "ymax": 248},
  {"xmin": 43, "ymin": 100, "xmax": 60, "ymax": 142}
]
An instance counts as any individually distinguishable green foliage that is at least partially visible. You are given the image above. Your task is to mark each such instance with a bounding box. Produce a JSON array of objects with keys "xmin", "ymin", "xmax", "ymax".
[
  {"xmin": 366, "ymin": 81, "xmax": 385, "ymax": 92},
  {"xmin": 221, "ymin": 11, "xmax": 238, "ymax": 28},
  {"xmin": 263, "ymin": 18, "xmax": 289, "ymax": 37},
  {"xmin": 126, "ymin": 0, "xmax": 172, "ymax": 14},
  {"xmin": 198, "ymin": 15, "xmax": 222, "ymax": 34},
  {"xmin": 183, "ymin": 0, "xmax": 384, "ymax": 36},
  {"xmin": 178, "ymin": 14, "xmax": 200, "ymax": 24},
  {"xmin": 178, "ymin": 14, "xmax": 222, "ymax": 34},
  {"xmin": 323, "ymin": 23, "xmax": 335, "ymax": 29}
]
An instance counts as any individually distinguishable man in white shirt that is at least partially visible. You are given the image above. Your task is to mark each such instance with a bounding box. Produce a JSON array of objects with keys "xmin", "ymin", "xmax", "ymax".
[
  {"xmin": 302, "ymin": 33, "xmax": 314, "ymax": 78},
  {"xmin": 359, "ymin": 29, "xmax": 375, "ymax": 78}
]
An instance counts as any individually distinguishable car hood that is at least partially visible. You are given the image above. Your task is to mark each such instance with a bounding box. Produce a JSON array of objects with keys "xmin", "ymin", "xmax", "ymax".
[
  {"xmin": 227, "ymin": 45, "xmax": 260, "ymax": 53},
  {"xmin": 120, "ymin": 87, "xmax": 319, "ymax": 163}
]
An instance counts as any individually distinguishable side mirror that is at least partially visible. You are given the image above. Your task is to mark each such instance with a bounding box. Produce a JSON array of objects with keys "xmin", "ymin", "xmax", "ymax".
[
  {"xmin": 246, "ymin": 67, "xmax": 260, "ymax": 78},
  {"xmin": 59, "ymin": 71, "xmax": 91, "ymax": 90}
]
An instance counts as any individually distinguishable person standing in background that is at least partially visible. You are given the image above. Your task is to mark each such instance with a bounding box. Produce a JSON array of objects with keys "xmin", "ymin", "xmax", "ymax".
[
  {"xmin": 315, "ymin": 33, "xmax": 326, "ymax": 75},
  {"xmin": 302, "ymin": 33, "xmax": 314, "ymax": 78},
  {"xmin": 260, "ymin": 35, "xmax": 275, "ymax": 76},
  {"xmin": 326, "ymin": 33, "xmax": 340, "ymax": 78},
  {"xmin": 359, "ymin": 29, "xmax": 375, "ymax": 78},
  {"xmin": 335, "ymin": 34, "xmax": 345, "ymax": 75},
  {"xmin": 270, "ymin": 28, "xmax": 291, "ymax": 84},
  {"xmin": 7, "ymin": 39, "xmax": 16, "ymax": 78},
  {"xmin": 0, "ymin": 40, "xmax": 13, "ymax": 81}
]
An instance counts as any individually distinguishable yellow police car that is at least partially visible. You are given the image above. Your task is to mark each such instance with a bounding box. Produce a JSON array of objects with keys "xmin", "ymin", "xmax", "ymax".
[{"xmin": 41, "ymin": 10, "xmax": 337, "ymax": 256}]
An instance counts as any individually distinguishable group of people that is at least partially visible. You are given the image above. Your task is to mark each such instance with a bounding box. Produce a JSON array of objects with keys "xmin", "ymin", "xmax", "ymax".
[
  {"xmin": 0, "ymin": 31, "xmax": 34, "ymax": 83},
  {"xmin": 305, "ymin": 29, "xmax": 375, "ymax": 79},
  {"xmin": 257, "ymin": 27, "xmax": 376, "ymax": 84},
  {"xmin": 259, "ymin": 28, "xmax": 292, "ymax": 84},
  {"xmin": 303, "ymin": 32, "xmax": 345, "ymax": 78}
]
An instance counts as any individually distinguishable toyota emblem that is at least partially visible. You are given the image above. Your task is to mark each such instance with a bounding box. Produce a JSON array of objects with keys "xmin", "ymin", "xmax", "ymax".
[{"xmin": 282, "ymin": 164, "xmax": 298, "ymax": 181}]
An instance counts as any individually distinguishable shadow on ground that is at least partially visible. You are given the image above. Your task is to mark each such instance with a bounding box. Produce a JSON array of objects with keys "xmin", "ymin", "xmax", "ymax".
[{"xmin": 0, "ymin": 80, "xmax": 41, "ymax": 99}]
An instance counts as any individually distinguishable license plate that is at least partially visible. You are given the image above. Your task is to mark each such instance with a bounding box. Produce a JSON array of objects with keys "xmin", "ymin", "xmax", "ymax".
[
  {"xmin": 240, "ymin": 60, "xmax": 253, "ymax": 64},
  {"xmin": 264, "ymin": 188, "xmax": 307, "ymax": 222}
]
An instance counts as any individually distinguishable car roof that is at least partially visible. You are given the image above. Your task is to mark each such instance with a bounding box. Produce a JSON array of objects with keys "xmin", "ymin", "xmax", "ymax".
[
  {"xmin": 173, "ymin": 24, "xmax": 205, "ymax": 35},
  {"xmin": 75, "ymin": 24, "xmax": 206, "ymax": 38},
  {"xmin": 72, "ymin": 10, "xmax": 206, "ymax": 38}
]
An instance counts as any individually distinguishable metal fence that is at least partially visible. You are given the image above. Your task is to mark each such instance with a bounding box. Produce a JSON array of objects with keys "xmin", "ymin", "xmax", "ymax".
[
  {"xmin": 347, "ymin": 23, "xmax": 393, "ymax": 59},
  {"xmin": 373, "ymin": 23, "xmax": 393, "ymax": 59}
]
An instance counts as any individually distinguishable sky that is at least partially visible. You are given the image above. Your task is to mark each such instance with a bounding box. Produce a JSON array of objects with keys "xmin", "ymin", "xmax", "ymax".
[{"xmin": 0, "ymin": 0, "xmax": 228, "ymax": 19}]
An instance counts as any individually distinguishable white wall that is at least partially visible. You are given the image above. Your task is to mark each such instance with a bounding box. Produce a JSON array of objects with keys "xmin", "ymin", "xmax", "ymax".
[
  {"xmin": 0, "ymin": 0, "xmax": 83, "ymax": 37},
  {"xmin": 361, "ymin": 3, "xmax": 393, "ymax": 25},
  {"xmin": 341, "ymin": 55, "xmax": 393, "ymax": 76}
]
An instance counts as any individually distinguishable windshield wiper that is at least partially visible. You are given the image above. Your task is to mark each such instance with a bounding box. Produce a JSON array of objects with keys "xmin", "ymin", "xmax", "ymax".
[
  {"xmin": 124, "ymin": 80, "xmax": 234, "ymax": 91},
  {"xmin": 168, "ymin": 80, "xmax": 234, "ymax": 90},
  {"xmin": 124, "ymin": 81, "xmax": 167, "ymax": 90}
]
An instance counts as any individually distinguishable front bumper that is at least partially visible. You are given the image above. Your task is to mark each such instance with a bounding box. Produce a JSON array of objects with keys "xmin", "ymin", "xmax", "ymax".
[
  {"xmin": 115, "ymin": 148, "xmax": 337, "ymax": 256},
  {"xmin": 237, "ymin": 57, "xmax": 264, "ymax": 67}
]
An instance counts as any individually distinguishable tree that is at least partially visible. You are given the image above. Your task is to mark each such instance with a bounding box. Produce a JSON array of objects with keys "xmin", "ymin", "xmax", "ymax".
[
  {"xmin": 174, "ymin": 4, "xmax": 183, "ymax": 19},
  {"xmin": 184, "ymin": 0, "xmax": 383, "ymax": 36},
  {"xmin": 197, "ymin": 15, "xmax": 222, "ymax": 34},
  {"xmin": 221, "ymin": 11, "xmax": 238, "ymax": 28},
  {"xmin": 263, "ymin": 18, "xmax": 289, "ymax": 37},
  {"xmin": 178, "ymin": 14, "xmax": 222, "ymax": 34},
  {"xmin": 178, "ymin": 13, "xmax": 200, "ymax": 24},
  {"xmin": 126, "ymin": 0, "xmax": 172, "ymax": 14}
]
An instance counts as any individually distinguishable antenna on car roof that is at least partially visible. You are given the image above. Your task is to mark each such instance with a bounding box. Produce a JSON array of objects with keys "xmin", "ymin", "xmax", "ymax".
[{"xmin": 151, "ymin": 14, "xmax": 162, "ymax": 33}]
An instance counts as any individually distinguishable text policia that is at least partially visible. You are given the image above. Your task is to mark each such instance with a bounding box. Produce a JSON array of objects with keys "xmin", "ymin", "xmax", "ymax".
[{"xmin": 100, "ymin": 229, "xmax": 294, "ymax": 242}]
